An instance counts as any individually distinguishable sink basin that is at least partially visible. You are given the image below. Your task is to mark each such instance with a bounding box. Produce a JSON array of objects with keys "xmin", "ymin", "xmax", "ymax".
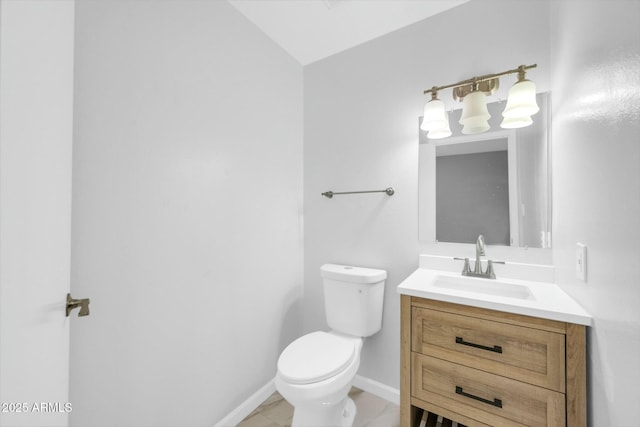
[
  {"xmin": 396, "ymin": 256, "xmax": 593, "ymax": 326},
  {"xmin": 431, "ymin": 274, "xmax": 534, "ymax": 300}
]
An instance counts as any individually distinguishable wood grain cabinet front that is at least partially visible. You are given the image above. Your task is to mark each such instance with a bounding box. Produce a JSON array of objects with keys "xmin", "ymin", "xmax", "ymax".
[
  {"xmin": 401, "ymin": 297, "xmax": 587, "ymax": 427},
  {"xmin": 412, "ymin": 305, "xmax": 566, "ymax": 391}
]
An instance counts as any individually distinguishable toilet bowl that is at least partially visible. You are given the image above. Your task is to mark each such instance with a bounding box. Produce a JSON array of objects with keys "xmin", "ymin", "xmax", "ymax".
[
  {"xmin": 275, "ymin": 264, "xmax": 386, "ymax": 427},
  {"xmin": 276, "ymin": 331, "xmax": 363, "ymax": 427}
]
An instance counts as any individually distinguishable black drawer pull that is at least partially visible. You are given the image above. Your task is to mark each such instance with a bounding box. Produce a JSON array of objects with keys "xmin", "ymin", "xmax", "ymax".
[
  {"xmin": 455, "ymin": 336, "xmax": 502, "ymax": 353},
  {"xmin": 455, "ymin": 386, "xmax": 503, "ymax": 408}
]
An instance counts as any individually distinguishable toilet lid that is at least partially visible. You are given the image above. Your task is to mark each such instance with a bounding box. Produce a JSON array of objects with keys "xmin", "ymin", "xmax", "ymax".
[{"xmin": 277, "ymin": 332, "xmax": 356, "ymax": 385}]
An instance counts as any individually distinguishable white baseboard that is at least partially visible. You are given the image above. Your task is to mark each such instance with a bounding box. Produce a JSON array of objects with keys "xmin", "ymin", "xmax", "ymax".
[
  {"xmin": 352, "ymin": 375, "xmax": 400, "ymax": 405},
  {"xmin": 213, "ymin": 379, "xmax": 275, "ymax": 427},
  {"xmin": 213, "ymin": 375, "xmax": 400, "ymax": 427}
]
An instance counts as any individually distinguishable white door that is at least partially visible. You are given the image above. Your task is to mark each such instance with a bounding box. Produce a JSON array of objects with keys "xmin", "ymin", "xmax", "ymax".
[{"xmin": 0, "ymin": 1, "xmax": 76, "ymax": 426}]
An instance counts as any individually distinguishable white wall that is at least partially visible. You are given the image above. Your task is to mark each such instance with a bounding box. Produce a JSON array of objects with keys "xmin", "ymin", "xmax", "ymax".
[
  {"xmin": 69, "ymin": 1, "xmax": 302, "ymax": 425},
  {"xmin": 0, "ymin": 1, "xmax": 75, "ymax": 426},
  {"xmin": 303, "ymin": 0, "xmax": 551, "ymax": 389},
  {"xmin": 550, "ymin": 1, "xmax": 640, "ymax": 425},
  {"xmin": 305, "ymin": 0, "xmax": 640, "ymax": 424},
  {"xmin": 6, "ymin": 1, "xmax": 635, "ymax": 425}
]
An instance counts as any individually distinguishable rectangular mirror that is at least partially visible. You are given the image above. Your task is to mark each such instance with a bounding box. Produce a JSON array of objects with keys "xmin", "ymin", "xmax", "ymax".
[{"xmin": 419, "ymin": 92, "xmax": 551, "ymax": 248}]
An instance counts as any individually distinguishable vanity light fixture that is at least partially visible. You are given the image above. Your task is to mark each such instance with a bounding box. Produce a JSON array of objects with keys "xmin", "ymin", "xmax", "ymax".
[{"xmin": 422, "ymin": 64, "xmax": 539, "ymax": 139}]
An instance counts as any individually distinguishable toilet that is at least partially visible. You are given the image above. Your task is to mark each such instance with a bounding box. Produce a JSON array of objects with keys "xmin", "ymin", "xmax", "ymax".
[{"xmin": 276, "ymin": 264, "xmax": 386, "ymax": 427}]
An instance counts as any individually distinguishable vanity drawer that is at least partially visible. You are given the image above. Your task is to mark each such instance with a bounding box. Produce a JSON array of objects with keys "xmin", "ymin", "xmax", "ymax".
[
  {"xmin": 412, "ymin": 353, "xmax": 566, "ymax": 427},
  {"xmin": 412, "ymin": 306, "xmax": 565, "ymax": 391}
]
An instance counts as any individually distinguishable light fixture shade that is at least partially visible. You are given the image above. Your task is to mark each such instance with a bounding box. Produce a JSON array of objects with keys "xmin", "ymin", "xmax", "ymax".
[
  {"xmin": 460, "ymin": 91, "xmax": 490, "ymax": 134},
  {"xmin": 427, "ymin": 111, "xmax": 451, "ymax": 139},
  {"xmin": 502, "ymin": 79, "xmax": 539, "ymax": 118},
  {"xmin": 459, "ymin": 91, "xmax": 490, "ymax": 124},
  {"xmin": 500, "ymin": 115, "xmax": 533, "ymax": 129},
  {"xmin": 420, "ymin": 98, "xmax": 447, "ymax": 131},
  {"xmin": 461, "ymin": 119, "xmax": 491, "ymax": 135}
]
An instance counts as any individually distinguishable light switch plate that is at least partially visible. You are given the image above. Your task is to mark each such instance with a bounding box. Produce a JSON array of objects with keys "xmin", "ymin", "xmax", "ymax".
[{"xmin": 576, "ymin": 243, "xmax": 587, "ymax": 282}]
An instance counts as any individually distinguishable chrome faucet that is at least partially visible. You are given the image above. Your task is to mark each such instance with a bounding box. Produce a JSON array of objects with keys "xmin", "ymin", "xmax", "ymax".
[
  {"xmin": 457, "ymin": 235, "xmax": 504, "ymax": 279},
  {"xmin": 474, "ymin": 235, "xmax": 486, "ymax": 275}
]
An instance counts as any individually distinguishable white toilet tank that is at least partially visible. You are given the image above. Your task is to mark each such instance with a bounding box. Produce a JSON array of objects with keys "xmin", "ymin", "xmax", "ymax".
[{"xmin": 320, "ymin": 264, "xmax": 386, "ymax": 337}]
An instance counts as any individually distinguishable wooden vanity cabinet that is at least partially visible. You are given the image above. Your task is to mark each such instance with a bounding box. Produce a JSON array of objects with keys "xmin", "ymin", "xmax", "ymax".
[{"xmin": 401, "ymin": 296, "xmax": 587, "ymax": 427}]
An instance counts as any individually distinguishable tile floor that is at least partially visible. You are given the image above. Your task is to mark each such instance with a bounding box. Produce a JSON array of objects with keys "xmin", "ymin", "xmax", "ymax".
[{"xmin": 237, "ymin": 387, "xmax": 400, "ymax": 427}]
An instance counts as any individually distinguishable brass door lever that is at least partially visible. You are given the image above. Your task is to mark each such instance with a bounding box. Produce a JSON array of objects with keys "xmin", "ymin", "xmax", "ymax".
[{"xmin": 66, "ymin": 293, "xmax": 90, "ymax": 317}]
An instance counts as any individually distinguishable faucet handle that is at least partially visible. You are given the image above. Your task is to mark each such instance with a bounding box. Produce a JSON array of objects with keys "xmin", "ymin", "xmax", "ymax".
[
  {"xmin": 454, "ymin": 257, "xmax": 472, "ymax": 275},
  {"xmin": 485, "ymin": 260, "xmax": 496, "ymax": 279},
  {"xmin": 463, "ymin": 258, "xmax": 471, "ymax": 275}
]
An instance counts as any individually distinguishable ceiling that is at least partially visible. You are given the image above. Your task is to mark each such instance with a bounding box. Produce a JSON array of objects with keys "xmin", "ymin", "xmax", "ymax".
[{"xmin": 226, "ymin": 0, "xmax": 469, "ymax": 65}]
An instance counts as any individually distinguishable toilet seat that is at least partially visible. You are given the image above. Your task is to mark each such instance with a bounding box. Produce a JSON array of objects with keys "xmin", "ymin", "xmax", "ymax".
[{"xmin": 277, "ymin": 332, "xmax": 356, "ymax": 385}]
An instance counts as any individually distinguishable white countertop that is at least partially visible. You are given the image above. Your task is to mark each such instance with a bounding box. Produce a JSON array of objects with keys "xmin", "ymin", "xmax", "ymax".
[{"xmin": 397, "ymin": 266, "xmax": 592, "ymax": 326}]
